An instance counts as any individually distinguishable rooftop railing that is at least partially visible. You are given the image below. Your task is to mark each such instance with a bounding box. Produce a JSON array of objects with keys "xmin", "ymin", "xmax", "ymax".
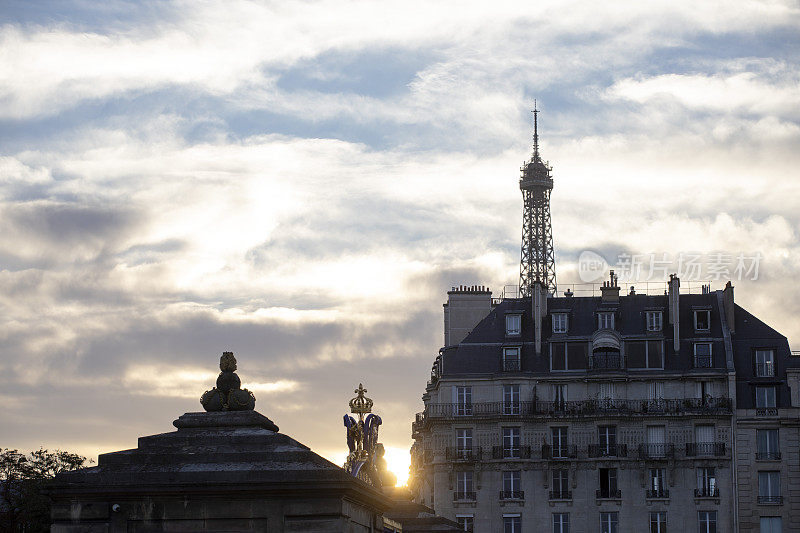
[{"xmin": 494, "ymin": 281, "xmax": 719, "ymax": 302}]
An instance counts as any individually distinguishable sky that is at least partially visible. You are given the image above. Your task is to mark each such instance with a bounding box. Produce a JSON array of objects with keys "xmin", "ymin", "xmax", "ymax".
[{"xmin": 1, "ymin": 0, "xmax": 799, "ymax": 486}]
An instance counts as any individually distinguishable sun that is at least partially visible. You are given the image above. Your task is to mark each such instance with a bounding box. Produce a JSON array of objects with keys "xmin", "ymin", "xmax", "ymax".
[{"xmin": 381, "ymin": 446, "xmax": 410, "ymax": 487}]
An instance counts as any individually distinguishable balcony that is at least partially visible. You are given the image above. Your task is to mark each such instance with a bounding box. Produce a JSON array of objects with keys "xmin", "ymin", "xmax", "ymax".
[
  {"xmin": 755, "ymin": 362, "xmax": 775, "ymax": 377},
  {"xmin": 758, "ymin": 495, "xmax": 783, "ymax": 505},
  {"xmin": 646, "ymin": 488, "xmax": 670, "ymax": 499},
  {"xmin": 503, "ymin": 357, "xmax": 521, "ymax": 372},
  {"xmin": 542, "ymin": 444, "xmax": 578, "ymax": 460},
  {"xmin": 756, "ymin": 407, "xmax": 778, "ymax": 417},
  {"xmin": 637, "ymin": 443, "xmax": 675, "ymax": 459},
  {"xmin": 596, "ymin": 489, "xmax": 622, "ymax": 499},
  {"xmin": 588, "ymin": 443, "xmax": 627, "ymax": 458},
  {"xmin": 499, "ymin": 490, "xmax": 524, "ymax": 500},
  {"xmin": 756, "ymin": 451, "xmax": 781, "ymax": 461},
  {"xmin": 694, "ymin": 487, "xmax": 719, "ymax": 498},
  {"xmin": 589, "ymin": 354, "xmax": 622, "ymax": 370},
  {"xmin": 492, "ymin": 446, "xmax": 532, "ymax": 460},
  {"xmin": 445, "ymin": 447, "xmax": 482, "ymax": 462},
  {"xmin": 549, "ymin": 490, "xmax": 572, "ymax": 500},
  {"xmin": 502, "ymin": 402, "xmax": 523, "ymax": 415},
  {"xmin": 453, "ymin": 491, "xmax": 476, "ymax": 501},
  {"xmin": 686, "ymin": 442, "xmax": 726, "ymax": 457},
  {"xmin": 693, "ymin": 355, "xmax": 713, "ymax": 368}
]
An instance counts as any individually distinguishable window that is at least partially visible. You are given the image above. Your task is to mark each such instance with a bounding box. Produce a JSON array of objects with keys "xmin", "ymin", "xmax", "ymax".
[
  {"xmin": 694, "ymin": 343, "xmax": 713, "ymax": 368},
  {"xmin": 649, "ymin": 468, "xmax": 666, "ymax": 497},
  {"xmin": 455, "ymin": 386, "xmax": 472, "ymax": 416},
  {"xmin": 456, "ymin": 429, "xmax": 472, "ymax": 457},
  {"xmin": 598, "ymin": 468, "xmax": 618, "ymax": 498},
  {"xmin": 551, "ymin": 342, "xmax": 588, "ymax": 370},
  {"xmin": 758, "ymin": 471, "xmax": 781, "ymax": 503},
  {"xmin": 506, "ymin": 314, "xmax": 521, "ymax": 336},
  {"xmin": 756, "ymin": 386, "xmax": 777, "ymax": 409},
  {"xmin": 627, "ymin": 340, "xmax": 664, "ymax": 369},
  {"xmin": 698, "ymin": 511, "xmax": 717, "ymax": 533},
  {"xmin": 551, "ymin": 427, "xmax": 569, "ymax": 458},
  {"xmin": 598, "ymin": 312, "xmax": 615, "ymax": 330},
  {"xmin": 502, "ymin": 471, "xmax": 521, "ymax": 498},
  {"xmin": 600, "ymin": 511, "xmax": 618, "ymax": 533},
  {"xmin": 757, "ymin": 429, "xmax": 780, "ymax": 460},
  {"xmin": 552, "ymin": 469, "xmax": 569, "ymax": 498},
  {"xmin": 648, "ymin": 382, "xmax": 665, "ymax": 401},
  {"xmin": 697, "ymin": 467, "xmax": 716, "ymax": 497},
  {"xmin": 503, "ymin": 384, "xmax": 521, "ymax": 415},
  {"xmin": 649, "ymin": 511, "xmax": 666, "ymax": 533},
  {"xmin": 646, "ymin": 311, "xmax": 663, "ymax": 331},
  {"xmin": 553, "ymin": 313, "xmax": 568, "ymax": 333},
  {"xmin": 503, "ymin": 347, "xmax": 521, "ymax": 371},
  {"xmin": 694, "ymin": 425, "xmax": 715, "ymax": 455},
  {"xmin": 503, "ymin": 515, "xmax": 521, "ymax": 533},
  {"xmin": 552, "ymin": 383, "xmax": 567, "ymax": 406},
  {"xmin": 503, "ymin": 427, "xmax": 521, "ymax": 458},
  {"xmin": 647, "ymin": 425, "xmax": 666, "ymax": 458},
  {"xmin": 456, "ymin": 470, "xmax": 474, "ymax": 499},
  {"xmin": 599, "ymin": 381, "xmax": 615, "ymax": 401},
  {"xmin": 553, "ymin": 513, "xmax": 569, "ymax": 533},
  {"xmin": 694, "ymin": 309, "xmax": 711, "ymax": 331},
  {"xmin": 456, "ymin": 516, "xmax": 474, "ymax": 532},
  {"xmin": 598, "ymin": 425, "xmax": 616, "ymax": 455},
  {"xmin": 760, "ymin": 517, "xmax": 782, "ymax": 533},
  {"xmin": 755, "ymin": 350, "xmax": 775, "ymax": 377}
]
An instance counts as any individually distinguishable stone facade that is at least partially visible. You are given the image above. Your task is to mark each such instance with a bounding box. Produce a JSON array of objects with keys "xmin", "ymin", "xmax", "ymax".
[{"xmin": 409, "ymin": 280, "xmax": 800, "ymax": 532}]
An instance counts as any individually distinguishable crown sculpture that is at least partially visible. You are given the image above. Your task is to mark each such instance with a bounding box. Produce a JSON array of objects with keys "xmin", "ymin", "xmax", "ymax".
[
  {"xmin": 343, "ymin": 383, "xmax": 395, "ymax": 488},
  {"xmin": 200, "ymin": 351, "xmax": 256, "ymax": 411}
]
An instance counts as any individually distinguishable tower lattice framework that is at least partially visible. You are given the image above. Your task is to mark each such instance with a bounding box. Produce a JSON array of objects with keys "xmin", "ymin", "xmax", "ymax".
[{"xmin": 519, "ymin": 104, "xmax": 556, "ymax": 297}]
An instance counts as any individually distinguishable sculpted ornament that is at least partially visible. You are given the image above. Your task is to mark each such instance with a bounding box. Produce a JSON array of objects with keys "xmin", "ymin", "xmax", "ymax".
[{"xmin": 200, "ymin": 351, "xmax": 256, "ymax": 411}]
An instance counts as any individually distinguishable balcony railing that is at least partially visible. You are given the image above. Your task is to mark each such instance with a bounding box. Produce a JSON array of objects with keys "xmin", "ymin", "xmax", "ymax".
[
  {"xmin": 588, "ymin": 443, "xmax": 628, "ymax": 458},
  {"xmin": 693, "ymin": 355, "xmax": 713, "ymax": 368},
  {"xmin": 756, "ymin": 407, "xmax": 778, "ymax": 417},
  {"xmin": 445, "ymin": 447, "xmax": 482, "ymax": 462},
  {"xmin": 596, "ymin": 489, "xmax": 622, "ymax": 499},
  {"xmin": 686, "ymin": 442, "xmax": 726, "ymax": 457},
  {"xmin": 646, "ymin": 488, "xmax": 670, "ymax": 498},
  {"xmin": 503, "ymin": 357, "xmax": 521, "ymax": 372},
  {"xmin": 453, "ymin": 491, "xmax": 476, "ymax": 501},
  {"xmin": 757, "ymin": 495, "xmax": 783, "ymax": 505},
  {"xmin": 492, "ymin": 445, "xmax": 532, "ymax": 459},
  {"xmin": 755, "ymin": 363, "xmax": 775, "ymax": 377},
  {"xmin": 756, "ymin": 451, "xmax": 781, "ymax": 461},
  {"xmin": 590, "ymin": 354, "xmax": 622, "ymax": 370},
  {"xmin": 695, "ymin": 487, "xmax": 719, "ymax": 498},
  {"xmin": 638, "ymin": 443, "xmax": 675, "ymax": 459},
  {"xmin": 549, "ymin": 490, "xmax": 572, "ymax": 500},
  {"xmin": 542, "ymin": 444, "xmax": 578, "ymax": 459},
  {"xmin": 500, "ymin": 490, "xmax": 524, "ymax": 500},
  {"xmin": 414, "ymin": 397, "xmax": 732, "ymax": 425}
]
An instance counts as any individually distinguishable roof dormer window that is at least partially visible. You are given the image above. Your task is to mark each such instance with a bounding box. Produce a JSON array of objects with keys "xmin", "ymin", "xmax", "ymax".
[
  {"xmin": 598, "ymin": 312, "xmax": 615, "ymax": 330},
  {"xmin": 646, "ymin": 311, "xmax": 662, "ymax": 332},
  {"xmin": 694, "ymin": 309, "xmax": 710, "ymax": 331},
  {"xmin": 506, "ymin": 314, "xmax": 522, "ymax": 336},
  {"xmin": 552, "ymin": 313, "xmax": 568, "ymax": 334}
]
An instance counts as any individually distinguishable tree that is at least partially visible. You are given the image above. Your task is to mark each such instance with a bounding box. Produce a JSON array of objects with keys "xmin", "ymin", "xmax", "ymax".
[{"xmin": 0, "ymin": 448, "xmax": 91, "ymax": 532}]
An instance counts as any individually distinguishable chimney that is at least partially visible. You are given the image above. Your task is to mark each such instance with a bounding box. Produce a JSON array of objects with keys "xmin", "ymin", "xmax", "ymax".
[
  {"xmin": 443, "ymin": 285, "xmax": 493, "ymax": 346},
  {"xmin": 668, "ymin": 274, "xmax": 680, "ymax": 352},
  {"xmin": 600, "ymin": 270, "xmax": 620, "ymax": 303},
  {"xmin": 533, "ymin": 281, "xmax": 547, "ymax": 355},
  {"xmin": 723, "ymin": 281, "xmax": 735, "ymax": 334}
]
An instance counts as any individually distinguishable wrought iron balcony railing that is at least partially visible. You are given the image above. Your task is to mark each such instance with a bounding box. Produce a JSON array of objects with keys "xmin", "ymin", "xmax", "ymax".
[
  {"xmin": 756, "ymin": 451, "xmax": 781, "ymax": 461},
  {"xmin": 445, "ymin": 447, "xmax": 482, "ymax": 462},
  {"xmin": 693, "ymin": 355, "xmax": 713, "ymax": 368},
  {"xmin": 588, "ymin": 443, "xmax": 628, "ymax": 458},
  {"xmin": 757, "ymin": 495, "xmax": 783, "ymax": 505},
  {"xmin": 453, "ymin": 491, "xmax": 476, "ymax": 501},
  {"xmin": 499, "ymin": 490, "xmax": 524, "ymax": 500},
  {"xmin": 694, "ymin": 487, "xmax": 719, "ymax": 498},
  {"xmin": 542, "ymin": 444, "xmax": 578, "ymax": 459},
  {"xmin": 756, "ymin": 407, "xmax": 778, "ymax": 417},
  {"xmin": 503, "ymin": 357, "xmax": 521, "ymax": 372},
  {"xmin": 590, "ymin": 354, "xmax": 622, "ymax": 370},
  {"xmin": 638, "ymin": 443, "xmax": 675, "ymax": 459},
  {"xmin": 646, "ymin": 488, "xmax": 670, "ymax": 498},
  {"xmin": 596, "ymin": 489, "xmax": 622, "ymax": 499},
  {"xmin": 492, "ymin": 445, "xmax": 532, "ymax": 459},
  {"xmin": 549, "ymin": 490, "xmax": 572, "ymax": 500},
  {"xmin": 686, "ymin": 442, "xmax": 726, "ymax": 457}
]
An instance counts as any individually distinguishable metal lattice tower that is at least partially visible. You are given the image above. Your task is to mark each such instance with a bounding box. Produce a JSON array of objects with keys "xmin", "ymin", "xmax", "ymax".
[{"xmin": 518, "ymin": 102, "xmax": 556, "ymax": 297}]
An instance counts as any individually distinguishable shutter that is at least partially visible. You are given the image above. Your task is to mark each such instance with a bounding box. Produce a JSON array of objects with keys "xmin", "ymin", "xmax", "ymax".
[{"xmin": 695, "ymin": 425, "xmax": 714, "ymax": 443}]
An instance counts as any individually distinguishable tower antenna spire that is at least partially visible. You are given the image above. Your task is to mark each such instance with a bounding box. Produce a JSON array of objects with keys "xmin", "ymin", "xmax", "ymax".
[{"xmin": 532, "ymin": 100, "xmax": 539, "ymax": 160}]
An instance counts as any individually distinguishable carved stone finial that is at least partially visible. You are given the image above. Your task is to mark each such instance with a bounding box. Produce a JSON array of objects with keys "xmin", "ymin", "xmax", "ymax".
[{"xmin": 200, "ymin": 351, "xmax": 256, "ymax": 412}]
